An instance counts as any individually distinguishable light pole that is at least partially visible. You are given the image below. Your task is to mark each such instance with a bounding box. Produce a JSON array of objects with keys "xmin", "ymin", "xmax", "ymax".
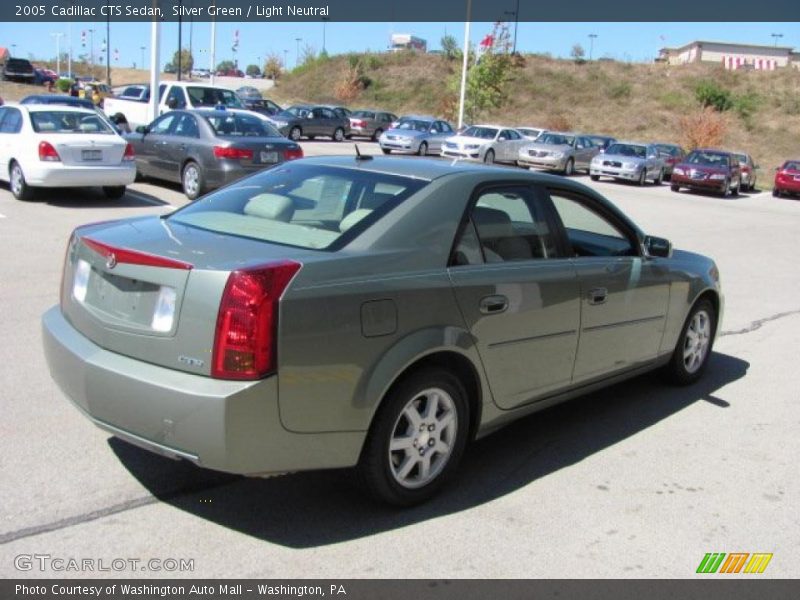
[
  {"xmin": 322, "ymin": 17, "xmax": 329, "ymax": 54},
  {"xmin": 283, "ymin": 49, "xmax": 288, "ymax": 72},
  {"xmin": 505, "ymin": 0, "xmax": 520, "ymax": 54},
  {"xmin": 50, "ymin": 33, "xmax": 64, "ymax": 75},
  {"xmin": 457, "ymin": 0, "xmax": 472, "ymax": 129},
  {"xmin": 588, "ymin": 33, "xmax": 598, "ymax": 60},
  {"xmin": 177, "ymin": 0, "xmax": 183, "ymax": 80},
  {"xmin": 140, "ymin": 46, "xmax": 146, "ymax": 70},
  {"xmin": 771, "ymin": 33, "xmax": 783, "ymax": 47},
  {"xmin": 105, "ymin": 4, "xmax": 111, "ymax": 84},
  {"xmin": 295, "ymin": 37, "xmax": 302, "ymax": 69},
  {"xmin": 87, "ymin": 28, "xmax": 95, "ymax": 74}
]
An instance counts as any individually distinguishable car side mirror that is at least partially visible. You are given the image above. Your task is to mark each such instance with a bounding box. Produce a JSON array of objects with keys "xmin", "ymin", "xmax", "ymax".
[
  {"xmin": 644, "ymin": 235, "xmax": 672, "ymax": 259},
  {"xmin": 135, "ymin": 125, "xmax": 148, "ymax": 134},
  {"xmin": 166, "ymin": 97, "xmax": 179, "ymax": 109}
]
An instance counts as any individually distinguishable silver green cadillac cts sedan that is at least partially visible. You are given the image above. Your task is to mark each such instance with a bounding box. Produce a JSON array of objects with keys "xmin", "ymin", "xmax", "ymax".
[{"xmin": 42, "ymin": 156, "xmax": 723, "ymax": 506}]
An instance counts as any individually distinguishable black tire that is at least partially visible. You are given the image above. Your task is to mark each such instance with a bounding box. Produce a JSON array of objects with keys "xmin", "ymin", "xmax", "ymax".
[
  {"xmin": 484, "ymin": 149, "xmax": 495, "ymax": 164},
  {"xmin": 663, "ymin": 298, "xmax": 716, "ymax": 386},
  {"xmin": 9, "ymin": 161, "xmax": 34, "ymax": 201},
  {"xmin": 417, "ymin": 141, "xmax": 428, "ymax": 156},
  {"xmin": 563, "ymin": 158, "xmax": 574, "ymax": 176},
  {"xmin": 381, "ymin": 148, "xmax": 391, "ymax": 155},
  {"xmin": 721, "ymin": 178, "xmax": 731, "ymax": 198},
  {"xmin": 670, "ymin": 183, "xmax": 680, "ymax": 192},
  {"xmin": 732, "ymin": 179, "xmax": 741, "ymax": 196},
  {"xmin": 289, "ymin": 126, "xmax": 302, "ymax": 141},
  {"xmin": 181, "ymin": 161, "xmax": 205, "ymax": 201},
  {"xmin": 772, "ymin": 188, "xmax": 779, "ymax": 197},
  {"xmin": 333, "ymin": 127, "xmax": 345, "ymax": 142},
  {"xmin": 638, "ymin": 169, "xmax": 647, "ymax": 186},
  {"xmin": 357, "ymin": 367, "xmax": 470, "ymax": 506},
  {"xmin": 372, "ymin": 128, "xmax": 383, "ymax": 142},
  {"xmin": 590, "ymin": 174, "xmax": 600, "ymax": 181},
  {"xmin": 654, "ymin": 169, "xmax": 664, "ymax": 186},
  {"xmin": 306, "ymin": 135, "xmax": 315, "ymax": 141},
  {"xmin": 102, "ymin": 186, "xmax": 126, "ymax": 199}
]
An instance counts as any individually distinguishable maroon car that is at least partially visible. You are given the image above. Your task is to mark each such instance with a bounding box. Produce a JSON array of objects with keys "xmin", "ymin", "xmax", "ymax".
[
  {"xmin": 773, "ymin": 160, "xmax": 800, "ymax": 198},
  {"xmin": 670, "ymin": 149, "xmax": 742, "ymax": 197}
]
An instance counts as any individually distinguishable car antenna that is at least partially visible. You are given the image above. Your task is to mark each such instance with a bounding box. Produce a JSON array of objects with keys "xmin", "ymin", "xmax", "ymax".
[{"xmin": 354, "ymin": 144, "xmax": 372, "ymax": 161}]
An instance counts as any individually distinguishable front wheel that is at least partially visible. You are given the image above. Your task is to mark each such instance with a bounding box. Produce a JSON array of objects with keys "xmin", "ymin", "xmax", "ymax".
[
  {"xmin": 9, "ymin": 161, "xmax": 35, "ymax": 201},
  {"xmin": 637, "ymin": 169, "xmax": 647, "ymax": 186},
  {"xmin": 417, "ymin": 141, "xmax": 428, "ymax": 156},
  {"xmin": 670, "ymin": 183, "xmax": 680, "ymax": 192},
  {"xmin": 663, "ymin": 298, "xmax": 716, "ymax": 385},
  {"xmin": 653, "ymin": 169, "xmax": 664, "ymax": 186},
  {"xmin": 484, "ymin": 149, "xmax": 495, "ymax": 164},
  {"xmin": 102, "ymin": 186, "xmax": 126, "ymax": 199},
  {"xmin": 333, "ymin": 127, "xmax": 345, "ymax": 142},
  {"xmin": 772, "ymin": 188, "xmax": 780, "ymax": 197},
  {"xmin": 381, "ymin": 148, "xmax": 391, "ymax": 155},
  {"xmin": 357, "ymin": 368, "xmax": 469, "ymax": 506},
  {"xmin": 289, "ymin": 126, "xmax": 302, "ymax": 141},
  {"xmin": 563, "ymin": 158, "xmax": 574, "ymax": 176},
  {"xmin": 590, "ymin": 174, "xmax": 600, "ymax": 181}
]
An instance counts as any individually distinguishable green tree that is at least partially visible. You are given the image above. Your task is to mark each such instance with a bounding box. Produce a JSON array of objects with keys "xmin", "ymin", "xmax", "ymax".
[
  {"xmin": 447, "ymin": 23, "xmax": 516, "ymax": 123},
  {"xmin": 570, "ymin": 44, "xmax": 586, "ymax": 64},
  {"xmin": 245, "ymin": 64, "xmax": 261, "ymax": 77},
  {"xmin": 171, "ymin": 48, "xmax": 193, "ymax": 75},
  {"xmin": 441, "ymin": 34, "xmax": 460, "ymax": 60},
  {"xmin": 216, "ymin": 60, "xmax": 236, "ymax": 73},
  {"xmin": 695, "ymin": 80, "xmax": 734, "ymax": 112}
]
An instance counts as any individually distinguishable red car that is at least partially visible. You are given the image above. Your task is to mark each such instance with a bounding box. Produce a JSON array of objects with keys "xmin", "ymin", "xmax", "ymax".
[
  {"xmin": 670, "ymin": 148, "xmax": 742, "ymax": 197},
  {"xmin": 773, "ymin": 160, "xmax": 800, "ymax": 198}
]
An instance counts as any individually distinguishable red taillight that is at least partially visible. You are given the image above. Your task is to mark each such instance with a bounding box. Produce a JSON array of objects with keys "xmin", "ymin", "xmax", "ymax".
[
  {"xmin": 352, "ymin": 119, "xmax": 367, "ymax": 128},
  {"xmin": 39, "ymin": 141, "xmax": 61, "ymax": 162},
  {"xmin": 283, "ymin": 146, "xmax": 303, "ymax": 161},
  {"xmin": 213, "ymin": 146, "xmax": 253, "ymax": 160},
  {"xmin": 123, "ymin": 142, "xmax": 135, "ymax": 161},
  {"xmin": 82, "ymin": 237, "xmax": 194, "ymax": 270},
  {"xmin": 211, "ymin": 261, "xmax": 302, "ymax": 380}
]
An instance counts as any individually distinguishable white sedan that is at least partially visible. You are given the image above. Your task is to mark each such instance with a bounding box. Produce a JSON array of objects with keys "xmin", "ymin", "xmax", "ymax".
[
  {"xmin": 440, "ymin": 125, "xmax": 528, "ymax": 165},
  {"xmin": 0, "ymin": 103, "xmax": 136, "ymax": 200}
]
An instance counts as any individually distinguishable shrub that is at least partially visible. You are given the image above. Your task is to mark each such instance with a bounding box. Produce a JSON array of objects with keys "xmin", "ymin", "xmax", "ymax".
[
  {"xmin": 694, "ymin": 80, "xmax": 733, "ymax": 112},
  {"xmin": 545, "ymin": 114, "xmax": 573, "ymax": 131},
  {"xmin": 733, "ymin": 90, "xmax": 760, "ymax": 121},
  {"xmin": 608, "ymin": 82, "xmax": 632, "ymax": 100},
  {"xmin": 678, "ymin": 107, "xmax": 729, "ymax": 150},
  {"xmin": 55, "ymin": 78, "xmax": 72, "ymax": 93}
]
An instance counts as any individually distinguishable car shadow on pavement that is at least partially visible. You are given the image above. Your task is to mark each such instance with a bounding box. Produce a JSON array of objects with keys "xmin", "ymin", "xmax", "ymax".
[
  {"xmin": 110, "ymin": 351, "xmax": 748, "ymax": 548},
  {"xmin": 37, "ymin": 186, "xmax": 171, "ymax": 208}
]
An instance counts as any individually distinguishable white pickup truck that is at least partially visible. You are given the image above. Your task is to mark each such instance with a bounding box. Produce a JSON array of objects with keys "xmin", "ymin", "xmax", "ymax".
[{"xmin": 103, "ymin": 81, "xmax": 245, "ymax": 130}]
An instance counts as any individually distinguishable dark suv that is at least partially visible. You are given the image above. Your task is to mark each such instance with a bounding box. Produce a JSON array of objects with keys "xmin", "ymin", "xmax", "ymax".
[
  {"xmin": 670, "ymin": 149, "xmax": 743, "ymax": 197},
  {"xmin": 2, "ymin": 58, "xmax": 35, "ymax": 83}
]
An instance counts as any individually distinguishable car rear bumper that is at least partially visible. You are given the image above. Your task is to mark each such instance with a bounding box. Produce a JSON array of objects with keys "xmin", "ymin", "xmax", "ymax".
[
  {"xmin": 24, "ymin": 163, "xmax": 136, "ymax": 188},
  {"xmin": 41, "ymin": 306, "xmax": 363, "ymax": 475}
]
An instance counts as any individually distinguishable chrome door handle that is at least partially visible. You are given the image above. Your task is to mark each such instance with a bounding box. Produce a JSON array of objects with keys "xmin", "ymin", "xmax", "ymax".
[
  {"xmin": 479, "ymin": 295, "xmax": 508, "ymax": 314},
  {"xmin": 587, "ymin": 287, "xmax": 608, "ymax": 305}
]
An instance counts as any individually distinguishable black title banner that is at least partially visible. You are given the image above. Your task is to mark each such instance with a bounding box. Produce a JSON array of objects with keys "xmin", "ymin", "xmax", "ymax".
[{"xmin": 4, "ymin": 0, "xmax": 800, "ymax": 22}]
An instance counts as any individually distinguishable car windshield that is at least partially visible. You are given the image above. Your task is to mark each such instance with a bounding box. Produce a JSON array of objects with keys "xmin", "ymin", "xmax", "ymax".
[
  {"xmin": 539, "ymin": 133, "xmax": 574, "ymax": 146},
  {"xmin": 284, "ymin": 106, "xmax": 310, "ymax": 118},
  {"xmin": 656, "ymin": 144, "xmax": 681, "ymax": 156},
  {"xmin": 186, "ymin": 87, "xmax": 243, "ymax": 108},
  {"xmin": 783, "ymin": 161, "xmax": 800, "ymax": 171},
  {"xmin": 396, "ymin": 120, "xmax": 432, "ymax": 132},
  {"xmin": 686, "ymin": 151, "xmax": 729, "ymax": 167},
  {"xmin": 606, "ymin": 144, "xmax": 646, "ymax": 158},
  {"xmin": 352, "ymin": 110, "xmax": 375, "ymax": 119},
  {"xmin": 733, "ymin": 153, "xmax": 748, "ymax": 163},
  {"xmin": 203, "ymin": 113, "xmax": 280, "ymax": 137},
  {"xmin": 30, "ymin": 111, "xmax": 113, "ymax": 134},
  {"xmin": 518, "ymin": 128, "xmax": 541, "ymax": 137},
  {"xmin": 167, "ymin": 164, "xmax": 428, "ymax": 251},
  {"xmin": 462, "ymin": 126, "xmax": 498, "ymax": 140}
]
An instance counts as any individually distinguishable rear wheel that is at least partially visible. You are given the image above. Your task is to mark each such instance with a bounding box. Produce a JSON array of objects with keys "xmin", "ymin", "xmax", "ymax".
[
  {"xmin": 102, "ymin": 186, "xmax": 126, "ymax": 199},
  {"xmin": 372, "ymin": 128, "xmax": 383, "ymax": 141},
  {"xmin": 417, "ymin": 141, "xmax": 428, "ymax": 156},
  {"xmin": 663, "ymin": 298, "xmax": 716, "ymax": 385},
  {"xmin": 357, "ymin": 368, "xmax": 469, "ymax": 506},
  {"xmin": 182, "ymin": 161, "xmax": 204, "ymax": 201},
  {"xmin": 772, "ymin": 188, "xmax": 780, "ymax": 197},
  {"xmin": 590, "ymin": 174, "xmax": 600, "ymax": 181},
  {"xmin": 732, "ymin": 179, "xmax": 741, "ymax": 196},
  {"xmin": 9, "ymin": 161, "xmax": 34, "ymax": 201},
  {"xmin": 333, "ymin": 127, "xmax": 345, "ymax": 142},
  {"xmin": 653, "ymin": 169, "xmax": 664, "ymax": 185},
  {"xmin": 670, "ymin": 183, "xmax": 680, "ymax": 192}
]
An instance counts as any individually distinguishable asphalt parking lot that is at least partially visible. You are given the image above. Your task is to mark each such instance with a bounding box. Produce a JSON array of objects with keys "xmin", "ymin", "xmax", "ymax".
[{"xmin": 1, "ymin": 141, "xmax": 798, "ymax": 578}]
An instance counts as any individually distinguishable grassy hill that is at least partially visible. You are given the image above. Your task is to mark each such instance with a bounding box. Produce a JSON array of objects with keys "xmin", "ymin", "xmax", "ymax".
[{"xmin": 271, "ymin": 52, "xmax": 800, "ymax": 175}]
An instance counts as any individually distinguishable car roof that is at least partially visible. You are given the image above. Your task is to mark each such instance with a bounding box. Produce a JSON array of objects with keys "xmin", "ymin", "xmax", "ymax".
[
  {"xmin": 610, "ymin": 140, "xmax": 649, "ymax": 147},
  {"xmin": 10, "ymin": 102, "xmax": 96, "ymax": 114},
  {"xmin": 694, "ymin": 148, "xmax": 732, "ymax": 155}
]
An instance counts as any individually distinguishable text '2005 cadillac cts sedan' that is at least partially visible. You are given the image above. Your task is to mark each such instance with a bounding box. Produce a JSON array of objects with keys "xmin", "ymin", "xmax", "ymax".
[{"xmin": 42, "ymin": 156, "xmax": 723, "ymax": 506}]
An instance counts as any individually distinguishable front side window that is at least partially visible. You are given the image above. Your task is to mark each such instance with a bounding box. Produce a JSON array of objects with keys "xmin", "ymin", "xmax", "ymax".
[
  {"xmin": 173, "ymin": 114, "xmax": 199, "ymax": 138},
  {"xmin": 186, "ymin": 87, "xmax": 242, "ymax": 108},
  {"xmin": 167, "ymin": 164, "xmax": 428, "ymax": 250},
  {"xmin": 167, "ymin": 86, "xmax": 187, "ymax": 108},
  {"xmin": 149, "ymin": 113, "xmax": 178, "ymax": 135},
  {"xmin": 548, "ymin": 192, "xmax": 636, "ymax": 258}
]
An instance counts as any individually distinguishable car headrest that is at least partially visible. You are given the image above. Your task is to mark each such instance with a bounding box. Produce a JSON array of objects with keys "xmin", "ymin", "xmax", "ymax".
[
  {"xmin": 243, "ymin": 193, "xmax": 294, "ymax": 222},
  {"xmin": 339, "ymin": 209, "xmax": 372, "ymax": 232},
  {"xmin": 473, "ymin": 206, "xmax": 513, "ymax": 239}
]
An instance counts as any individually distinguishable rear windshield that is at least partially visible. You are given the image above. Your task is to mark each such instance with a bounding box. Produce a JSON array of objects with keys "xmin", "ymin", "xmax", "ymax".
[
  {"xmin": 30, "ymin": 111, "xmax": 113, "ymax": 134},
  {"xmin": 186, "ymin": 87, "xmax": 243, "ymax": 108},
  {"xmin": 203, "ymin": 113, "xmax": 280, "ymax": 137},
  {"xmin": 167, "ymin": 164, "xmax": 428, "ymax": 250}
]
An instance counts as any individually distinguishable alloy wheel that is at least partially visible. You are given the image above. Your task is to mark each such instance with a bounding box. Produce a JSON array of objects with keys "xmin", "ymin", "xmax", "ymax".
[{"xmin": 683, "ymin": 309, "xmax": 712, "ymax": 374}]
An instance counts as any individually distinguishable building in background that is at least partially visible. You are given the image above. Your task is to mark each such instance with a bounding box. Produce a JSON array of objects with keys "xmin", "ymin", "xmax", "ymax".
[
  {"xmin": 390, "ymin": 34, "xmax": 427, "ymax": 53},
  {"xmin": 657, "ymin": 40, "xmax": 798, "ymax": 70}
]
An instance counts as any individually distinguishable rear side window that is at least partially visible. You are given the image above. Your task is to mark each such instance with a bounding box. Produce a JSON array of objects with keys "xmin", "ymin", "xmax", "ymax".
[
  {"xmin": 548, "ymin": 192, "xmax": 636, "ymax": 257},
  {"xmin": 167, "ymin": 164, "xmax": 428, "ymax": 250}
]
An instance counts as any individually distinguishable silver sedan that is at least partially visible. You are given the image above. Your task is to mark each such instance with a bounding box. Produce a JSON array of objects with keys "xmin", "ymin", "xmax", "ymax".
[
  {"xmin": 590, "ymin": 142, "xmax": 666, "ymax": 186},
  {"xmin": 517, "ymin": 132, "xmax": 600, "ymax": 175},
  {"xmin": 378, "ymin": 117, "xmax": 455, "ymax": 155},
  {"xmin": 440, "ymin": 125, "xmax": 528, "ymax": 164}
]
